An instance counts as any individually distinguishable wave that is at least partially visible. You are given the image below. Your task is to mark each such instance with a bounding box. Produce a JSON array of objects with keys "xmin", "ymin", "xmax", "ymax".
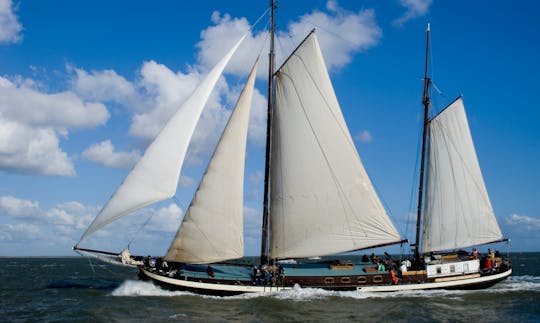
[
  {"xmin": 111, "ymin": 280, "xmax": 193, "ymax": 297},
  {"xmin": 47, "ymin": 279, "xmax": 120, "ymax": 290}
]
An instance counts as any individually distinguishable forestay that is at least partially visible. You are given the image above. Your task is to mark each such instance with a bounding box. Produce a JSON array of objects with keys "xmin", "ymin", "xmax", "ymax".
[
  {"xmin": 422, "ymin": 97, "xmax": 503, "ymax": 253},
  {"xmin": 77, "ymin": 35, "xmax": 246, "ymax": 244},
  {"xmin": 269, "ymin": 32, "xmax": 402, "ymax": 259},
  {"xmin": 165, "ymin": 61, "xmax": 257, "ymax": 263}
]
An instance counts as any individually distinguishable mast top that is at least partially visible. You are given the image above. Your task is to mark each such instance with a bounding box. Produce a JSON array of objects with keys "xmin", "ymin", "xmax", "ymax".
[{"xmin": 427, "ymin": 23, "xmax": 430, "ymax": 32}]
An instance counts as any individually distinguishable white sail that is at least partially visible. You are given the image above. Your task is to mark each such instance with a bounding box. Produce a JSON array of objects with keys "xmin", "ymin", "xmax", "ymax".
[
  {"xmin": 269, "ymin": 32, "xmax": 402, "ymax": 259},
  {"xmin": 422, "ymin": 97, "xmax": 503, "ymax": 253},
  {"xmin": 77, "ymin": 35, "xmax": 246, "ymax": 244},
  {"xmin": 165, "ymin": 61, "xmax": 257, "ymax": 264}
]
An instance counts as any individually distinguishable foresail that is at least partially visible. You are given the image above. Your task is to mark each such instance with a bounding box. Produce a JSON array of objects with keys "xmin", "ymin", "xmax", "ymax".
[
  {"xmin": 422, "ymin": 97, "xmax": 503, "ymax": 253},
  {"xmin": 77, "ymin": 35, "xmax": 247, "ymax": 245},
  {"xmin": 164, "ymin": 60, "xmax": 257, "ymax": 264},
  {"xmin": 269, "ymin": 32, "xmax": 402, "ymax": 259}
]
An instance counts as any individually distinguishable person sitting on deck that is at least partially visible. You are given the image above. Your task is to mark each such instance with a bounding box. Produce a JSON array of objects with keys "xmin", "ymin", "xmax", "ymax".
[
  {"xmin": 399, "ymin": 261, "xmax": 408, "ymax": 276},
  {"xmin": 377, "ymin": 261, "xmax": 386, "ymax": 272},
  {"xmin": 361, "ymin": 254, "xmax": 369, "ymax": 262},
  {"xmin": 471, "ymin": 248, "xmax": 480, "ymax": 259},
  {"xmin": 484, "ymin": 258, "xmax": 493, "ymax": 273},
  {"xmin": 206, "ymin": 265, "xmax": 214, "ymax": 278}
]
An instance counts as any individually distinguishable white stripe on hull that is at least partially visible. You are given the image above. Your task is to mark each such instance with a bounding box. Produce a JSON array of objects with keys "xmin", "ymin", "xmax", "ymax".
[
  {"xmin": 359, "ymin": 268, "xmax": 512, "ymax": 292},
  {"xmin": 140, "ymin": 267, "xmax": 512, "ymax": 294}
]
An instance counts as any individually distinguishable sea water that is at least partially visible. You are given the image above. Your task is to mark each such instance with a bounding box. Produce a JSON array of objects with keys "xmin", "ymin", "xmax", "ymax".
[{"xmin": 1, "ymin": 253, "xmax": 539, "ymax": 322}]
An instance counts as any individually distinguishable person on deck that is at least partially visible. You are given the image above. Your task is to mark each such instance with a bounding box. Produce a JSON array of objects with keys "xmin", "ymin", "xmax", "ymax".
[{"xmin": 206, "ymin": 265, "xmax": 214, "ymax": 278}]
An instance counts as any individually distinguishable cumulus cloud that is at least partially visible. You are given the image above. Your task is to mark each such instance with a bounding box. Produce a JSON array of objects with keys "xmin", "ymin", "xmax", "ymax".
[
  {"xmin": 0, "ymin": 76, "xmax": 110, "ymax": 176},
  {"xmin": 0, "ymin": 195, "xmax": 41, "ymax": 218},
  {"xmin": 0, "ymin": 117, "xmax": 76, "ymax": 176},
  {"xmin": 145, "ymin": 203, "xmax": 182, "ymax": 233},
  {"xmin": 393, "ymin": 0, "xmax": 432, "ymax": 26},
  {"xmin": 129, "ymin": 60, "xmax": 202, "ymax": 140},
  {"xmin": 82, "ymin": 140, "xmax": 141, "ymax": 168},
  {"xmin": 0, "ymin": 195, "xmax": 183, "ymax": 252},
  {"xmin": 0, "ymin": 195, "xmax": 96, "ymax": 230},
  {"xmin": 506, "ymin": 214, "xmax": 540, "ymax": 231},
  {"xmin": 0, "ymin": 0, "xmax": 22, "ymax": 44},
  {"xmin": 197, "ymin": 12, "xmax": 254, "ymax": 75},
  {"xmin": 285, "ymin": 1, "xmax": 381, "ymax": 70},
  {"xmin": 355, "ymin": 130, "xmax": 373, "ymax": 144},
  {"xmin": 0, "ymin": 223, "xmax": 40, "ymax": 241},
  {"xmin": 179, "ymin": 175, "xmax": 197, "ymax": 188},
  {"xmin": 199, "ymin": 1, "xmax": 382, "ymax": 77},
  {"xmin": 0, "ymin": 76, "xmax": 109, "ymax": 128},
  {"xmin": 70, "ymin": 66, "xmax": 146, "ymax": 112}
]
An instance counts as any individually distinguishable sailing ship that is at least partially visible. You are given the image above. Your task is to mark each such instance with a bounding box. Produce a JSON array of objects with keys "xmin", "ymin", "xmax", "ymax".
[{"xmin": 74, "ymin": 3, "xmax": 511, "ymax": 295}]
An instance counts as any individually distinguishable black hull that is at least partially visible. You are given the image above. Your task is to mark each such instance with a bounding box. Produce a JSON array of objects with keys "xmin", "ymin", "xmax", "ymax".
[{"xmin": 138, "ymin": 266, "xmax": 512, "ymax": 296}]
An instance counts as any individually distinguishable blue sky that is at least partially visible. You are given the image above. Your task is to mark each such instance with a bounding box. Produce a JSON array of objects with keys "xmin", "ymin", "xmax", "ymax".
[{"xmin": 0, "ymin": 0, "xmax": 538, "ymax": 256}]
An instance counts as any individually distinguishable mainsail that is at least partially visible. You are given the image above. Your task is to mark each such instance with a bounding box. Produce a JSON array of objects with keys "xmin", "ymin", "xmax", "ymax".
[
  {"xmin": 77, "ymin": 35, "xmax": 246, "ymax": 245},
  {"xmin": 269, "ymin": 32, "xmax": 402, "ymax": 259},
  {"xmin": 165, "ymin": 61, "xmax": 257, "ymax": 264},
  {"xmin": 422, "ymin": 97, "xmax": 503, "ymax": 253}
]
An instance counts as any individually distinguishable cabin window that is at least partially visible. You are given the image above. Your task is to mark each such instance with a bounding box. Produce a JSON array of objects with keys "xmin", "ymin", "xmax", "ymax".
[
  {"xmin": 341, "ymin": 277, "xmax": 351, "ymax": 283},
  {"xmin": 324, "ymin": 277, "xmax": 334, "ymax": 284},
  {"xmin": 436, "ymin": 266, "xmax": 442, "ymax": 274},
  {"xmin": 358, "ymin": 277, "xmax": 367, "ymax": 284},
  {"xmin": 373, "ymin": 275, "xmax": 383, "ymax": 283},
  {"xmin": 450, "ymin": 265, "xmax": 456, "ymax": 273}
]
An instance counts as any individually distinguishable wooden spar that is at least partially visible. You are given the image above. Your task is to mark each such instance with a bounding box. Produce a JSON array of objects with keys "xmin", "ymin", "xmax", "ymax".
[
  {"xmin": 260, "ymin": 0, "xmax": 275, "ymax": 266},
  {"xmin": 414, "ymin": 23, "xmax": 431, "ymax": 267},
  {"xmin": 73, "ymin": 246, "xmax": 119, "ymax": 256}
]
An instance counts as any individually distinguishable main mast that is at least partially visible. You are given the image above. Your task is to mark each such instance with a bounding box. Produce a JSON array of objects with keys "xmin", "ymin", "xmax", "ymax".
[
  {"xmin": 414, "ymin": 23, "xmax": 431, "ymax": 267},
  {"xmin": 260, "ymin": 0, "xmax": 276, "ymax": 266}
]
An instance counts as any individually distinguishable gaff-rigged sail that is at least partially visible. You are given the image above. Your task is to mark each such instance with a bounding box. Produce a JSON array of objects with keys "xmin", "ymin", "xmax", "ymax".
[
  {"xmin": 165, "ymin": 61, "xmax": 257, "ymax": 264},
  {"xmin": 269, "ymin": 32, "xmax": 402, "ymax": 259},
  {"xmin": 422, "ymin": 97, "xmax": 503, "ymax": 253},
  {"xmin": 76, "ymin": 35, "xmax": 247, "ymax": 245}
]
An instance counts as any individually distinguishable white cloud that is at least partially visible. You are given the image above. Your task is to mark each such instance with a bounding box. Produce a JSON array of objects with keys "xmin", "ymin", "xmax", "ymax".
[
  {"xmin": 70, "ymin": 66, "xmax": 146, "ymax": 112},
  {"xmin": 393, "ymin": 0, "xmax": 432, "ymax": 26},
  {"xmin": 196, "ymin": 0, "xmax": 382, "ymax": 77},
  {"xmin": 82, "ymin": 140, "xmax": 140, "ymax": 168},
  {"xmin": 355, "ymin": 130, "xmax": 373, "ymax": 144},
  {"xmin": 247, "ymin": 88, "xmax": 267, "ymax": 144},
  {"xmin": 506, "ymin": 214, "xmax": 540, "ymax": 231},
  {"xmin": 145, "ymin": 203, "xmax": 182, "ymax": 233},
  {"xmin": 0, "ymin": 117, "xmax": 76, "ymax": 176},
  {"xmin": 0, "ymin": 0, "xmax": 22, "ymax": 44},
  {"xmin": 0, "ymin": 223, "xmax": 40, "ymax": 241},
  {"xmin": 0, "ymin": 76, "xmax": 109, "ymax": 128},
  {"xmin": 0, "ymin": 196, "xmax": 96, "ymax": 232},
  {"xmin": 0, "ymin": 195, "xmax": 41, "ymax": 217},
  {"xmin": 0, "ymin": 75, "xmax": 110, "ymax": 176},
  {"xmin": 179, "ymin": 175, "xmax": 197, "ymax": 188},
  {"xmin": 285, "ymin": 2, "xmax": 382, "ymax": 70},
  {"xmin": 129, "ymin": 60, "xmax": 202, "ymax": 140}
]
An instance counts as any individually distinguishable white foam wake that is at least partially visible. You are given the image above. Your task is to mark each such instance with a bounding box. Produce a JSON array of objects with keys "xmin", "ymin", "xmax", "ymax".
[{"xmin": 111, "ymin": 280, "xmax": 193, "ymax": 297}]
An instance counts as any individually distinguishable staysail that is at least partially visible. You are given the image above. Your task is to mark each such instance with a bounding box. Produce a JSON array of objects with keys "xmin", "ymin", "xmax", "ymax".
[
  {"xmin": 77, "ymin": 35, "xmax": 246, "ymax": 244},
  {"xmin": 422, "ymin": 97, "xmax": 503, "ymax": 253},
  {"xmin": 269, "ymin": 32, "xmax": 402, "ymax": 259},
  {"xmin": 165, "ymin": 61, "xmax": 257, "ymax": 264}
]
